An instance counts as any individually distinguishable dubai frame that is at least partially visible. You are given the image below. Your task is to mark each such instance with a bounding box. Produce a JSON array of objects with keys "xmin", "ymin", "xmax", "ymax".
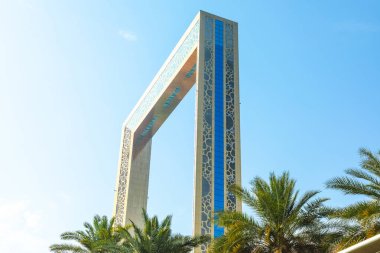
[{"xmin": 113, "ymin": 11, "xmax": 241, "ymax": 251}]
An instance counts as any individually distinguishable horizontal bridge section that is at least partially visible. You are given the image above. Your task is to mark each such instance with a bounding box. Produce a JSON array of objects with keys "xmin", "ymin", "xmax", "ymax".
[
  {"xmin": 132, "ymin": 51, "xmax": 197, "ymax": 157},
  {"xmin": 125, "ymin": 19, "xmax": 200, "ymax": 132}
]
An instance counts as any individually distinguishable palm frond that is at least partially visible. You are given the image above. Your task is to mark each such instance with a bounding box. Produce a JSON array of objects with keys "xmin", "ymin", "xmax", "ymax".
[
  {"xmin": 50, "ymin": 243, "xmax": 87, "ymax": 253},
  {"xmin": 326, "ymin": 176, "xmax": 380, "ymax": 198},
  {"xmin": 211, "ymin": 171, "xmax": 330, "ymax": 253},
  {"xmin": 359, "ymin": 148, "xmax": 380, "ymax": 178},
  {"xmin": 345, "ymin": 168, "xmax": 380, "ymax": 187},
  {"xmin": 51, "ymin": 214, "xmax": 120, "ymax": 253}
]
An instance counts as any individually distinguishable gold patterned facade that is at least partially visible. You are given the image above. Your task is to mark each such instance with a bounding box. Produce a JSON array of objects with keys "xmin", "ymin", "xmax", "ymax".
[{"xmin": 113, "ymin": 11, "xmax": 241, "ymax": 253}]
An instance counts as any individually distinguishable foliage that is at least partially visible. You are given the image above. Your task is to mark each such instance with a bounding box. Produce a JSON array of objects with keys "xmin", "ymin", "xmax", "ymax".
[
  {"xmin": 326, "ymin": 148, "xmax": 380, "ymax": 251},
  {"xmin": 117, "ymin": 209, "xmax": 209, "ymax": 253},
  {"xmin": 50, "ymin": 215, "xmax": 120, "ymax": 253},
  {"xmin": 50, "ymin": 210, "xmax": 208, "ymax": 253},
  {"xmin": 51, "ymin": 148, "xmax": 380, "ymax": 253},
  {"xmin": 209, "ymin": 171, "xmax": 337, "ymax": 253}
]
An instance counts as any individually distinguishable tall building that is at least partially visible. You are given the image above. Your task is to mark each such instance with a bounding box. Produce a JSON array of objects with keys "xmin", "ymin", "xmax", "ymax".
[{"xmin": 113, "ymin": 11, "xmax": 241, "ymax": 252}]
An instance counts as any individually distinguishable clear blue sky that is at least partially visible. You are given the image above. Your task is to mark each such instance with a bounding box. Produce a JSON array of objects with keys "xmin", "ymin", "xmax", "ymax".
[{"xmin": 1, "ymin": 1, "xmax": 379, "ymax": 252}]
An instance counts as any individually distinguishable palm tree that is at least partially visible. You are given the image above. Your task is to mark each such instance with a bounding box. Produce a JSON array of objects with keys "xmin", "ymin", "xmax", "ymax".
[
  {"xmin": 50, "ymin": 215, "xmax": 120, "ymax": 253},
  {"xmin": 210, "ymin": 171, "xmax": 335, "ymax": 253},
  {"xmin": 326, "ymin": 148, "xmax": 380, "ymax": 250},
  {"xmin": 117, "ymin": 209, "xmax": 209, "ymax": 253}
]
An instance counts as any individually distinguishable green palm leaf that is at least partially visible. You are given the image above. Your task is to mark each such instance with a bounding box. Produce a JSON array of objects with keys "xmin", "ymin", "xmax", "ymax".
[
  {"xmin": 50, "ymin": 215, "xmax": 119, "ymax": 253},
  {"xmin": 117, "ymin": 209, "xmax": 208, "ymax": 253},
  {"xmin": 211, "ymin": 171, "xmax": 332, "ymax": 253},
  {"xmin": 326, "ymin": 148, "xmax": 380, "ymax": 251}
]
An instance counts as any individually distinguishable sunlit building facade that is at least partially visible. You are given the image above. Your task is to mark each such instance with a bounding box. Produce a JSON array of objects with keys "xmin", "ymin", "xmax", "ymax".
[{"xmin": 113, "ymin": 11, "xmax": 241, "ymax": 252}]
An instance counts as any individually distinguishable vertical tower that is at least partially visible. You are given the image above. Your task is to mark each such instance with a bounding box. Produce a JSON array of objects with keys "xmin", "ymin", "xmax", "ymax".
[
  {"xmin": 113, "ymin": 11, "xmax": 241, "ymax": 252},
  {"xmin": 194, "ymin": 13, "xmax": 241, "ymax": 249}
]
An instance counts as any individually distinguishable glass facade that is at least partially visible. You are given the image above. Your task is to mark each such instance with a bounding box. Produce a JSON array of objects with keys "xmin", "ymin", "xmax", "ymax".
[{"xmin": 213, "ymin": 19, "xmax": 224, "ymax": 238}]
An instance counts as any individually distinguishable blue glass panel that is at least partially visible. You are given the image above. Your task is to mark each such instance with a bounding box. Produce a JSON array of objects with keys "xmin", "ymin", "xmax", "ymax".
[{"xmin": 214, "ymin": 19, "xmax": 224, "ymax": 238}]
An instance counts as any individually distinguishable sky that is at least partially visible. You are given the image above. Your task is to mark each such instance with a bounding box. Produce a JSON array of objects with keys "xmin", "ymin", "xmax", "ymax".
[{"xmin": 0, "ymin": 0, "xmax": 380, "ymax": 252}]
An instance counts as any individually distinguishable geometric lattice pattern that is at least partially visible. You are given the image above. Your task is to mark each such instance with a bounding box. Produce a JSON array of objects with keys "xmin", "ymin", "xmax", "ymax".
[{"xmin": 113, "ymin": 11, "xmax": 241, "ymax": 253}]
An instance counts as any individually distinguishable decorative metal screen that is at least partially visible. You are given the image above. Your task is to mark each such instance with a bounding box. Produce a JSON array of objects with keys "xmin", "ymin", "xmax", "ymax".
[{"xmin": 113, "ymin": 11, "xmax": 241, "ymax": 253}]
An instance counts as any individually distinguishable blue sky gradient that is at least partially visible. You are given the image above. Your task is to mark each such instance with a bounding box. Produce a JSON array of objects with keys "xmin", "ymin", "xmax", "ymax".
[{"xmin": 1, "ymin": 1, "xmax": 380, "ymax": 252}]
